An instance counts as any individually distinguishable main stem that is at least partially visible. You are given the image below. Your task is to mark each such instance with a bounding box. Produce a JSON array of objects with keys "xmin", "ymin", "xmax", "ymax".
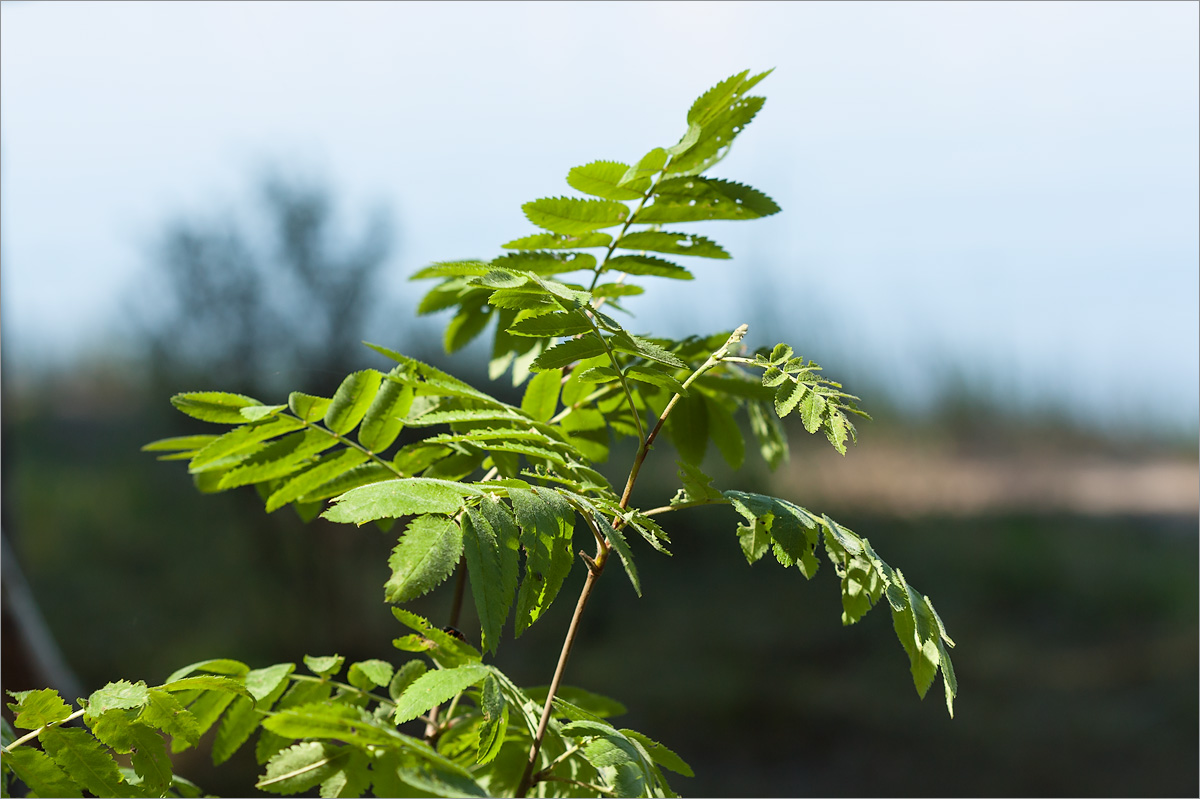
[{"xmin": 514, "ymin": 324, "xmax": 748, "ymax": 797}]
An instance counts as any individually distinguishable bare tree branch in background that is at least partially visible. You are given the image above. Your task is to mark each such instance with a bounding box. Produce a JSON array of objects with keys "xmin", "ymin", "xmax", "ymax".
[{"xmin": 139, "ymin": 174, "xmax": 393, "ymax": 398}]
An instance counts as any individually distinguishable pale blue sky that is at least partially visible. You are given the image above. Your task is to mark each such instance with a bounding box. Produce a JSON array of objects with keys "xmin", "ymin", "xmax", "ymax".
[{"xmin": 2, "ymin": 1, "xmax": 1197, "ymax": 430}]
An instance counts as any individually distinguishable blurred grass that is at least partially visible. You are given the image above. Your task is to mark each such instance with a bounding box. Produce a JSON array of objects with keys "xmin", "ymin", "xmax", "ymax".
[{"xmin": 2, "ymin": 364, "xmax": 1196, "ymax": 797}]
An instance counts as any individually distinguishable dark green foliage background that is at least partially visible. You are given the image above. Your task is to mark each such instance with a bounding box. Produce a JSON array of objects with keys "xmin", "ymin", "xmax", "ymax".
[{"xmin": 5, "ymin": 368, "xmax": 1195, "ymax": 797}]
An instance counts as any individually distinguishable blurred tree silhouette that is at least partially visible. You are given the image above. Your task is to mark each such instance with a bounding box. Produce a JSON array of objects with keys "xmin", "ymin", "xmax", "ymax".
[{"xmin": 138, "ymin": 174, "xmax": 392, "ymax": 397}]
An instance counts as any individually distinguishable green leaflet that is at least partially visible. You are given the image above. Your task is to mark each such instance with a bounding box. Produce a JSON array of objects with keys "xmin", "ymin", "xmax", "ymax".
[
  {"xmin": 189, "ymin": 415, "xmax": 306, "ymax": 471},
  {"xmin": 625, "ymin": 364, "xmax": 687, "ymax": 394},
  {"xmin": 385, "ymin": 514, "xmax": 463, "ymax": 604},
  {"xmin": 266, "ymin": 449, "xmax": 371, "ymax": 513},
  {"xmin": 263, "ymin": 703, "xmax": 394, "ymax": 746},
  {"xmin": 84, "ymin": 680, "xmax": 151, "ymax": 721},
  {"xmin": 522, "ymin": 196, "xmax": 629, "ymax": 236},
  {"xmin": 672, "ymin": 460, "xmax": 724, "ymax": 506},
  {"xmin": 140, "ymin": 689, "xmax": 201, "ymax": 748},
  {"xmin": 393, "ymin": 664, "xmax": 489, "ymax": 725},
  {"xmin": 685, "ymin": 68, "xmax": 772, "ymax": 129},
  {"xmin": 508, "ymin": 310, "xmax": 593, "ymax": 338},
  {"xmin": 170, "ymin": 391, "xmax": 263, "ymax": 424},
  {"xmin": 127, "ymin": 723, "xmax": 172, "ymax": 795},
  {"xmin": 619, "ymin": 147, "xmax": 668, "ymax": 187},
  {"xmin": 736, "ymin": 517, "xmax": 772, "ymax": 565},
  {"xmin": 257, "ymin": 741, "xmax": 345, "ymax": 794},
  {"xmin": 408, "ymin": 260, "xmax": 492, "ymax": 280},
  {"xmin": 444, "ymin": 294, "xmax": 493, "ymax": 354},
  {"xmin": 621, "ymin": 729, "xmax": 694, "ymax": 777},
  {"xmin": 358, "ymin": 380, "xmax": 414, "ymax": 452},
  {"xmin": 10, "ymin": 688, "xmax": 72, "ymax": 729},
  {"xmin": 141, "ymin": 434, "xmax": 219, "ymax": 453},
  {"xmin": 637, "ymin": 176, "xmax": 780, "ymax": 223},
  {"xmin": 774, "ymin": 377, "xmax": 807, "ymax": 419},
  {"xmin": 462, "ymin": 503, "xmax": 520, "ymax": 654},
  {"xmin": 602, "ymin": 518, "xmax": 641, "ymax": 597},
  {"xmin": 323, "ymin": 478, "xmax": 476, "ymax": 525},
  {"xmin": 318, "ymin": 746, "xmax": 370, "ymax": 798},
  {"xmin": 40, "ymin": 727, "xmax": 126, "ymax": 798},
  {"xmin": 347, "ymin": 660, "xmax": 394, "ymax": 691},
  {"xmin": 529, "ymin": 334, "xmax": 609, "ymax": 371},
  {"xmin": 748, "ymin": 401, "xmax": 788, "ymax": 469},
  {"xmin": 476, "ymin": 675, "xmax": 508, "ymax": 765},
  {"xmin": 213, "ymin": 663, "xmax": 294, "ymax": 765},
  {"xmin": 703, "ymin": 394, "xmax": 745, "ymax": 469},
  {"xmin": 669, "ymin": 94, "xmax": 765, "ymax": 177},
  {"xmin": 288, "ymin": 392, "xmax": 331, "ymax": 422},
  {"xmin": 299, "ymin": 462, "xmax": 393, "ymax": 503},
  {"xmin": 509, "ymin": 487, "xmax": 576, "ymax": 636},
  {"xmin": 567, "ymin": 160, "xmax": 646, "ymax": 201},
  {"xmin": 218, "ymin": 429, "xmax": 338, "ymax": 490},
  {"xmin": 2, "ymin": 746, "xmax": 83, "ymax": 798},
  {"xmin": 501, "ymin": 231, "xmax": 613, "ymax": 250},
  {"xmin": 491, "ymin": 250, "xmax": 598, "ymax": 276},
  {"xmin": 325, "ymin": 370, "xmax": 383, "ymax": 435},
  {"xmin": 665, "ymin": 391, "xmax": 708, "ymax": 465},
  {"xmin": 520, "ymin": 367, "xmax": 562, "ymax": 422},
  {"xmin": 604, "ymin": 254, "xmax": 693, "ymax": 280},
  {"xmin": 616, "ymin": 230, "xmax": 730, "ymax": 259},
  {"xmin": 388, "ymin": 661, "xmax": 427, "ymax": 702},
  {"xmin": 391, "ymin": 608, "xmax": 483, "ymax": 670},
  {"xmin": 725, "ymin": 491, "xmax": 820, "ymax": 576},
  {"xmin": 610, "ymin": 331, "xmax": 687, "ymax": 368}
]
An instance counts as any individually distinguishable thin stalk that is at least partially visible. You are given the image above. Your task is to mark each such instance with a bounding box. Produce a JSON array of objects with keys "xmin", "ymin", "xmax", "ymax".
[
  {"xmin": 515, "ymin": 549, "xmax": 607, "ymax": 797},
  {"xmin": 297, "ymin": 417, "xmax": 405, "ymax": 478},
  {"xmin": 2, "ymin": 709, "xmax": 86, "ymax": 752},
  {"xmin": 288, "ymin": 674, "xmax": 394, "ymax": 708},
  {"xmin": 515, "ymin": 324, "xmax": 750, "ymax": 797}
]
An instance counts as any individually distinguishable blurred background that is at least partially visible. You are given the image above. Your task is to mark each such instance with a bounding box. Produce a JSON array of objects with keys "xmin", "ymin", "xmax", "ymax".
[{"xmin": 2, "ymin": 1, "xmax": 1196, "ymax": 796}]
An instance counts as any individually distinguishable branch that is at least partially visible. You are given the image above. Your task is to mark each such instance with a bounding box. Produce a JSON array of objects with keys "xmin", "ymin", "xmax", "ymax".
[{"xmin": 515, "ymin": 325, "xmax": 749, "ymax": 797}]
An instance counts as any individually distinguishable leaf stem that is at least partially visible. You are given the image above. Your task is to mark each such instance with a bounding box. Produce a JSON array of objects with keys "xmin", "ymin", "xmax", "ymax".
[
  {"xmin": 295, "ymin": 415, "xmax": 404, "ymax": 478},
  {"xmin": 515, "ymin": 550, "xmax": 606, "ymax": 797},
  {"xmin": 287, "ymin": 674, "xmax": 395, "ymax": 708},
  {"xmin": 2, "ymin": 709, "xmax": 86, "ymax": 752},
  {"xmin": 515, "ymin": 325, "xmax": 748, "ymax": 797}
]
